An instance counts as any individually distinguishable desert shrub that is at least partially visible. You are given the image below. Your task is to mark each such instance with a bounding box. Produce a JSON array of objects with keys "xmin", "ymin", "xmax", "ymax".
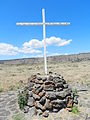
[
  {"xmin": 73, "ymin": 88, "xmax": 78, "ymax": 97},
  {"xmin": 18, "ymin": 90, "xmax": 28, "ymax": 110},
  {"xmin": 9, "ymin": 85, "xmax": 15, "ymax": 91},
  {"xmin": 71, "ymin": 105, "xmax": 79, "ymax": 114},
  {"xmin": 17, "ymin": 81, "xmax": 24, "ymax": 89}
]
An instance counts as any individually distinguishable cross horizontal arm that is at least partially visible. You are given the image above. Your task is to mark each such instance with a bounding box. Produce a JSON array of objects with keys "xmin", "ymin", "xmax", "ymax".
[
  {"xmin": 16, "ymin": 22, "xmax": 43, "ymax": 26},
  {"xmin": 16, "ymin": 22, "xmax": 70, "ymax": 26},
  {"xmin": 45, "ymin": 22, "xmax": 70, "ymax": 26}
]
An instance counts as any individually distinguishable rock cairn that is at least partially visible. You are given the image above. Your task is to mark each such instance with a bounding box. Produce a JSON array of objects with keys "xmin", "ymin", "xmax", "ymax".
[{"xmin": 21, "ymin": 72, "xmax": 74, "ymax": 117}]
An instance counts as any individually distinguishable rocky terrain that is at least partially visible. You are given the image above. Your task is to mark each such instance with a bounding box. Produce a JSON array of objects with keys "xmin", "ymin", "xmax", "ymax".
[
  {"xmin": 0, "ymin": 53, "xmax": 90, "ymax": 120},
  {"xmin": 0, "ymin": 77, "xmax": 90, "ymax": 120},
  {"xmin": 0, "ymin": 52, "xmax": 90, "ymax": 65}
]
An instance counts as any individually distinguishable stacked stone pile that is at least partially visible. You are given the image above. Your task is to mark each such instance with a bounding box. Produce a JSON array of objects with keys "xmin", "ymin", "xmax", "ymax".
[{"xmin": 22, "ymin": 72, "xmax": 74, "ymax": 117}]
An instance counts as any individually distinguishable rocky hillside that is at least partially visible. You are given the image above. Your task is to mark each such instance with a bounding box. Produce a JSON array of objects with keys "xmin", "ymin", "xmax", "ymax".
[{"xmin": 0, "ymin": 52, "xmax": 90, "ymax": 65}]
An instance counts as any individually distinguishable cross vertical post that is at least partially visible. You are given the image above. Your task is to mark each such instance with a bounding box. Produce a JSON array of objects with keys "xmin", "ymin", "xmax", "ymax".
[
  {"xmin": 42, "ymin": 8, "xmax": 47, "ymax": 76},
  {"xmin": 16, "ymin": 8, "xmax": 70, "ymax": 77}
]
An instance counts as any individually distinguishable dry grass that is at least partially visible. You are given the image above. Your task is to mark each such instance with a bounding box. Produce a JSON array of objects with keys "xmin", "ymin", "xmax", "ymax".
[{"xmin": 0, "ymin": 61, "xmax": 90, "ymax": 91}]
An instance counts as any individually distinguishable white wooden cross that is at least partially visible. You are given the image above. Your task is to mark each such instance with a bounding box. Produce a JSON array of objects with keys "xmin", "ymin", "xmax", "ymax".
[{"xmin": 16, "ymin": 8, "xmax": 70, "ymax": 76}]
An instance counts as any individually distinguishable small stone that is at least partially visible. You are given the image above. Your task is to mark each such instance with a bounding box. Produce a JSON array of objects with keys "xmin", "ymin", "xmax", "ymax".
[
  {"xmin": 38, "ymin": 90, "xmax": 45, "ymax": 97},
  {"xmin": 51, "ymin": 99, "xmax": 64, "ymax": 109},
  {"xmin": 28, "ymin": 91, "xmax": 33, "ymax": 97},
  {"xmin": 56, "ymin": 91, "xmax": 65, "ymax": 99},
  {"xmin": 42, "ymin": 77, "xmax": 47, "ymax": 82},
  {"xmin": 23, "ymin": 106, "xmax": 29, "ymax": 113},
  {"xmin": 44, "ymin": 81, "xmax": 55, "ymax": 85},
  {"xmin": 37, "ymin": 109, "xmax": 43, "ymax": 115},
  {"xmin": 35, "ymin": 101, "xmax": 46, "ymax": 111},
  {"xmin": 44, "ymin": 84, "xmax": 55, "ymax": 91},
  {"xmin": 28, "ymin": 75, "xmax": 37, "ymax": 82},
  {"xmin": 47, "ymin": 92, "xmax": 56, "ymax": 100},
  {"xmin": 39, "ymin": 96, "xmax": 46, "ymax": 105},
  {"xmin": 49, "ymin": 71, "xmax": 53, "ymax": 74},
  {"xmin": 32, "ymin": 84, "xmax": 41, "ymax": 93},
  {"xmin": 53, "ymin": 77, "xmax": 62, "ymax": 83},
  {"xmin": 56, "ymin": 82, "xmax": 63, "ymax": 88},
  {"xmin": 67, "ymin": 98, "xmax": 73, "ymax": 108},
  {"xmin": 27, "ymin": 82, "xmax": 34, "ymax": 91},
  {"xmin": 56, "ymin": 88, "xmax": 63, "ymax": 92},
  {"xmin": 42, "ymin": 111, "xmax": 49, "ymax": 117},
  {"xmin": 27, "ymin": 97, "xmax": 34, "ymax": 107},
  {"xmin": 33, "ymin": 93, "xmax": 40, "ymax": 100},
  {"xmin": 37, "ymin": 77, "xmax": 42, "ymax": 80},
  {"xmin": 35, "ymin": 86, "xmax": 43, "ymax": 94},
  {"xmin": 28, "ymin": 107, "xmax": 37, "ymax": 117},
  {"xmin": 63, "ymin": 84, "xmax": 68, "ymax": 89},
  {"xmin": 48, "ymin": 75, "xmax": 53, "ymax": 81},
  {"xmin": 53, "ymin": 108, "xmax": 59, "ymax": 112},
  {"xmin": 44, "ymin": 99, "xmax": 52, "ymax": 110}
]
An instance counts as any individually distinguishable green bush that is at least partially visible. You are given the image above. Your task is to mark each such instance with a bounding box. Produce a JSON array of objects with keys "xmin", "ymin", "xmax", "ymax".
[
  {"xmin": 73, "ymin": 88, "xmax": 78, "ymax": 97},
  {"xmin": 18, "ymin": 90, "xmax": 28, "ymax": 110},
  {"xmin": 71, "ymin": 105, "xmax": 79, "ymax": 114}
]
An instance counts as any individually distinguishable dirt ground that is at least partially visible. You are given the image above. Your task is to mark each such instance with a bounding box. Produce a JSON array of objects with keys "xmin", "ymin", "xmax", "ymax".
[{"xmin": 0, "ymin": 61, "xmax": 90, "ymax": 91}]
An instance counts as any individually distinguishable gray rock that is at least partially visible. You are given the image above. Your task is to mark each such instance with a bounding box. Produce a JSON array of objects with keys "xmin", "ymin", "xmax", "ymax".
[
  {"xmin": 56, "ymin": 88, "xmax": 63, "ymax": 92},
  {"xmin": 48, "ymin": 75, "xmax": 53, "ymax": 81},
  {"xmin": 35, "ymin": 101, "xmax": 45, "ymax": 111},
  {"xmin": 42, "ymin": 111, "xmax": 49, "ymax": 117},
  {"xmin": 44, "ymin": 99, "xmax": 52, "ymax": 110},
  {"xmin": 27, "ymin": 97, "xmax": 34, "ymax": 107},
  {"xmin": 44, "ymin": 84, "xmax": 55, "ymax": 91},
  {"xmin": 56, "ymin": 91, "xmax": 65, "ymax": 99},
  {"xmin": 53, "ymin": 108, "xmax": 59, "ymax": 112},
  {"xmin": 27, "ymin": 82, "xmax": 34, "ymax": 91},
  {"xmin": 39, "ymin": 96, "xmax": 46, "ymax": 105},
  {"xmin": 53, "ymin": 77, "xmax": 62, "ymax": 83},
  {"xmin": 51, "ymin": 99, "xmax": 64, "ymax": 109},
  {"xmin": 56, "ymin": 82, "xmax": 63, "ymax": 88},
  {"xmin": 28, "ymin": 91, "xmax": 33, "ymax": 97},
  {"xmin": 35, "ymin": 86, "xmax": 43, "ymax": 94},
  {"xmin": 42, "ymin": 77, "xmax": 47, "ymax": 82},
  {"xmin": 47, "ymin": 92, "xmax": 56, "ymax": 100},
  {"xmin": 33, "ymin": 93, "xmax": 40, "ymax": 100},
  {"xmin": 37, "ymin": 109, "xmax": 43, "ymax": 115},
  {"xmin": 38, "ymin": 90, "xmax": 45, "ymax": 98},
  {"xmin": 37, "ymin": 77, "xmax": 42, "ymax": 80},
  {"xmin": 23, "ymin": 106, "xmax": 29, "ymax": 113},
  {"xmin": 28, "ymin": 107, "xmax": 37, "ymax": 117},
  {"xmin": 63, "ymin": 84, "xmax": 68, "ymax": 89},
  {"xmin": 34, "ymin": 84, "xmax": 41, "ymax": 89}
]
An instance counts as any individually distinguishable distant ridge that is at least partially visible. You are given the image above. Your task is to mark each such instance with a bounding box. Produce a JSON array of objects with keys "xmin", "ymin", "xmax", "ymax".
[{"xmin": 0, "ymin": 52, "xmax": 90, "ymax": 64}]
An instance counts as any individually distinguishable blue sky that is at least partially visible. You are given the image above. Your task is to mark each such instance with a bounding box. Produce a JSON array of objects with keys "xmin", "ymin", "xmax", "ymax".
[{"xmin": 0, "ymin": 0, "xmax": 90, "ymax": 60}]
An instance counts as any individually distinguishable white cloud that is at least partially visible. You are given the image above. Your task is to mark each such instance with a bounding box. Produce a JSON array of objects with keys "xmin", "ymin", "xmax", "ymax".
[
  {"xmin": 19, "ymin": 47, "xmax": 41, "ymax": 54},
  {"xmin": 0, "ymin": 43, "xmax": 19, "ymax": 56},
  {"xmin": 46, "ymin": 37, "xmax": 72, "ymax": 46},
  {"xmin": 23, "ymin": 39, "xmax": 43, "ymax": 49},
  {"xmin": 0, "ymin": 36, "xmax": 72, "ymax": 56},
  {"xmin": 24, "ymin": 36, "xmax": 72, "ymax": 48}
]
